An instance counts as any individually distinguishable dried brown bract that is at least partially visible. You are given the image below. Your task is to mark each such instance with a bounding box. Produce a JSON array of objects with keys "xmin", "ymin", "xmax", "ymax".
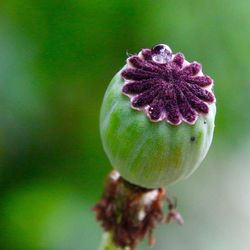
[{"xmin": 93, "ymin": 171, "xmax": 183, "ymax": 250}]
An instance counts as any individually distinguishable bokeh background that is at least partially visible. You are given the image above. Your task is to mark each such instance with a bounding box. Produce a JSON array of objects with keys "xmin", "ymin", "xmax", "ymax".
[{"xmin": 1, "ymin": 0, "xmax": 250, "ymax": 249}]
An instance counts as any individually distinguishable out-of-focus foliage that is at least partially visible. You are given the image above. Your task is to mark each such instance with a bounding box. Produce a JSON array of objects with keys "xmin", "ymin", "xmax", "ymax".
[{"xmin": 0, "ymin": 0, "xmax": 249, "ymax": 249}]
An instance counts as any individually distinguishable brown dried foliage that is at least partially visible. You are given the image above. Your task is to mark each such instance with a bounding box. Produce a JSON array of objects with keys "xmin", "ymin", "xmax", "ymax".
[{"xmin": 93, "ymin": 172, "xmax": 168, "ymax": 250}]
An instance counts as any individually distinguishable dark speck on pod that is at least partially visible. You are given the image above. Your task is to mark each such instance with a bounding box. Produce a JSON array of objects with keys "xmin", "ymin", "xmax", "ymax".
[{"xmin": 190, "ymin": 136, "xmax": 196, "ymax": 142}]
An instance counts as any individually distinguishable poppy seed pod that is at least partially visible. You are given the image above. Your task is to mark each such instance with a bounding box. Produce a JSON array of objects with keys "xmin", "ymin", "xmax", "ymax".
[{"xmin": 100, "ymin": 44, "xmax": 216, "ymax": 189}]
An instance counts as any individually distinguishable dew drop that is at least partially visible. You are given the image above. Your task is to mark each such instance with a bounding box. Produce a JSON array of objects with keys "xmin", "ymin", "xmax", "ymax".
[{"xmin": 152, "ymin": 44, "xmax": 172, "ymax": 64}]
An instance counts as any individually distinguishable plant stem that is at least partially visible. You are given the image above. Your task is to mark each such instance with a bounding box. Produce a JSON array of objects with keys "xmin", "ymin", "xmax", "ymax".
[{"xmin": 99, "ymin": 232, "xmax": 130, "ymax": 250}]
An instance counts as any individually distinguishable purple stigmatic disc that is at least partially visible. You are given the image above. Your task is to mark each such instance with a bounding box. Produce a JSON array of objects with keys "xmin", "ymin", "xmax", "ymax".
[{"xmin": 121, "ymin": 44, "xmax": 215, "ymax": 125}]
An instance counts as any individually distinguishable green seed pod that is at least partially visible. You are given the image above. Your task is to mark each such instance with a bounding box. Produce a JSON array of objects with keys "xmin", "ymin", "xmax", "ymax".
[{"xmin": 100, "ymin": 44, "xmax": 216, "ymax": 189}]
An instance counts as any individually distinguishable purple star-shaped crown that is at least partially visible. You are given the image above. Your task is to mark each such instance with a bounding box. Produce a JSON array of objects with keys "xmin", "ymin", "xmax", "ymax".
[{"xmin": 121, "ymin": 44, "xmax": 215, "ymax": 125}]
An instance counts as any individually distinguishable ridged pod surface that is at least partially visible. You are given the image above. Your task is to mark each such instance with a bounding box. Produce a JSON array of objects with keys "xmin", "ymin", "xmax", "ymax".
[{"xmin": 100, "ymin": 45, "xmax": 216, "ymax": 189}]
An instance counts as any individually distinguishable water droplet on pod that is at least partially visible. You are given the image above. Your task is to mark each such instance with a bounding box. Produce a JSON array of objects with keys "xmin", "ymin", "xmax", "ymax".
[{"xmin": 152, "ymin": 44, "xmax": 172, "ymax": 64}]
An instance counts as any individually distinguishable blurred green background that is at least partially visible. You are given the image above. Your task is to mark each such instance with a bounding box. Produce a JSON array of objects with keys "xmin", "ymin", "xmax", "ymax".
[{"xmin": 0, "ymin": 0, "xmax": 250, "ymax": 249}]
